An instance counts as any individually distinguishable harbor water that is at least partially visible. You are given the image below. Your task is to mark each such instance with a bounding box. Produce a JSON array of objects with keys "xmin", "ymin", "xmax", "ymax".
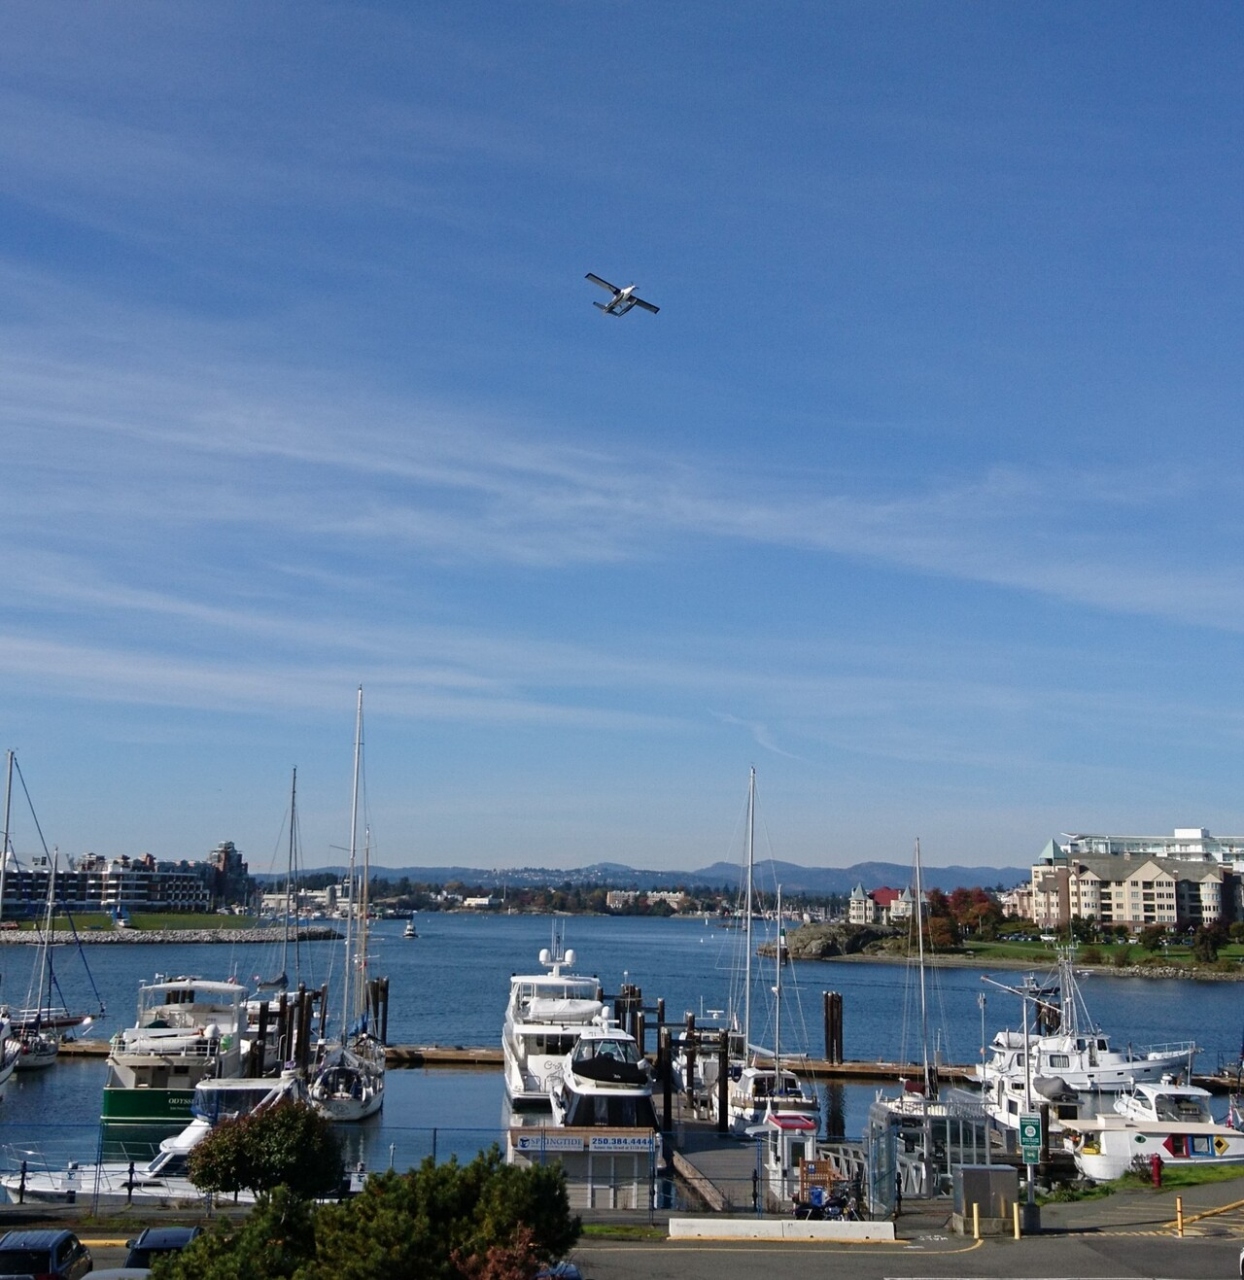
[{"xmin": 0, "ymin": 914, "xmax": 1237, "ymax": 1178}]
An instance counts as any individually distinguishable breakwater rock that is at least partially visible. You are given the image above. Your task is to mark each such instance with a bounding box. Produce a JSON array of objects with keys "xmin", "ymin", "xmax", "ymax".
[
  {"xmin": 0, "ymin": 926, "xmax": 342, "ymax": 945},
  {"xmin": 758, "ymin": 922, "xmax": 887, "ymax": 959}
]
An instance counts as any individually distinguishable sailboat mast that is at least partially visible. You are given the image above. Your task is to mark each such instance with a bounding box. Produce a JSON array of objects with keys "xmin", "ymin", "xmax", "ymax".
[
  {"xmin": 282, "ymin": 767, "xmax": 297, "ymax": 984},
  {"xmin": 743, "ymin": 766, "xmax": 755, "ymax": 1057},
  {"xmin": 34, "ymin": 853, "xmax": 56, "ymax": 1030},
  {"xmin": 774, "ymin": 883, "xmax": 782, "ymax": 1081},
  {"xmin": 341, "ymin": 687, "xmax": 363, "ymax": 1038},
  {"xmin": 0, "ymin": 749, "xmax": 12, "ymax": 927},
  {"xmin": 914, "ymin": 837, "xmax": 932, "ymax": 1096}
]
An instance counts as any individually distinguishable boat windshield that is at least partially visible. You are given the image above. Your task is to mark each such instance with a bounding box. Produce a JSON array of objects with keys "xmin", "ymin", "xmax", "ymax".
[
  {"xmin": 146, "ymin": 1150, "xmax": 188, "ymax": 1176},
  {"xmin": 573, "ymin": 1037, "xmax": 640, "ymax": 1066},
  {"xmin": 1153, "ymin": 1095, "xmax": 1211, "ymax": 1122}
]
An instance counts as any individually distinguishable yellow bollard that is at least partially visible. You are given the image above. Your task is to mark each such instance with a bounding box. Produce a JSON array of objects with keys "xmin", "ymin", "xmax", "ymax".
[
  {"xmin": 1013, "ymin": 1201, "xmax": 1021, "ymax": 1239},
  {"xmin": 972, "ymin": 1201, "xmax": 980, "ymax": 1240},
  {"xmin": 1176, "ymin": 1195, "xmax": 1183, "ymax": 1238}
]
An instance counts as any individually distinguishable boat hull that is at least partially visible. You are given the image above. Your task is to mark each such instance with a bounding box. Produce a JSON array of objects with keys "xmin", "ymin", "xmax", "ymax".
[
  {"xmin": 1069, "ymin": 1121, "xmax": 1244, "ymax": 1181},
  {"xmin": 101, "ymin": 1086, "xmax": 196, "ymax": 1125}
]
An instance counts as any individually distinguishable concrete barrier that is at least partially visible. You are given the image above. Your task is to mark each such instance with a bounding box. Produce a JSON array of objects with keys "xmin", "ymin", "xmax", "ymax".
[{"xmin": 669, "ymin": 1217, "xmax": 896, "ymax": 1242}]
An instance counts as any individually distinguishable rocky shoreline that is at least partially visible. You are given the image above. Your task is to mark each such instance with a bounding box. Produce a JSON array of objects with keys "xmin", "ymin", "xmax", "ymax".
[{"xmin": 0, "ymin": 926, "xmax": 342, "ymax": 945}]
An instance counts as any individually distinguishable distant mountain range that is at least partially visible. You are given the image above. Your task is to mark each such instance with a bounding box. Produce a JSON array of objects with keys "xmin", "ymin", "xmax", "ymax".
[{"xmin": 257, "ymin": 858, "xmax": 1029, "ymax": 894}]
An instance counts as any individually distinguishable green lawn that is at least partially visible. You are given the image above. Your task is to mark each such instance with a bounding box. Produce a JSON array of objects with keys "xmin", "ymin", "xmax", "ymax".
[
  {"xmin": 967, "ymin": 938, "xmax": 1244, "ymax": 971},
  {"xmin": 7, "ymin": 912, "xmax": 260, "ymax": 932}
]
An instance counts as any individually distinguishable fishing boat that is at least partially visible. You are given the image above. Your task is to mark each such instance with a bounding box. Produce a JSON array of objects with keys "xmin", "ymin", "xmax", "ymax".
[
  {"xmin": 309, "ymin": 688, "xmax": 385, "ymax": 1122},
  {"xmin": 403, "ymin": 918, "xmax": 417, "ymax": 939},
  {"xmin": 101, "ymin": 977, "xmax": 251, "ymax": 1126},
  {"xmin": 548, "ymin": 1013, "xmax": 658, "ymax": 1130},
  {"xmin": 1062, "ymin": 1078, "xmax": 1244, "ymax": 1181},
  {"xmin": 502, "ymin": 932, "xmax": 603, "ymax": 1112},
  {"xmin": 3, "ymin": 1072, "xmax": 308, "ymax": 1207}
]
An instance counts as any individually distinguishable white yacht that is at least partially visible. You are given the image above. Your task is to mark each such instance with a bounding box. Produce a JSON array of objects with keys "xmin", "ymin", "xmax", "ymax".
[
  {"xmin": 5, "ymin": 1073, "xmax": 307, "ymax": 1207},
  {"xmin": 548, "ymin": 1014, "xmax": 658, "ymax": 1131},
  {"xmin": 101, "ymin": 977, "xmax": 251, "ymax": 1127},
  {"xmin": 1063, "ymin": 1079, "xmax": 1244, "ymax": 1181},
  {"xmin": 502, "ymin": 940, "xmax": 603, "ymax": 1111}
]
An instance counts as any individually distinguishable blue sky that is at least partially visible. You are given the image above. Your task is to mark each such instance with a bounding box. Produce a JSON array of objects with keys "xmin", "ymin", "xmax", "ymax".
[{"xmin": 2, "ymin": 3, "xmax": 1243, "ymax": 874}]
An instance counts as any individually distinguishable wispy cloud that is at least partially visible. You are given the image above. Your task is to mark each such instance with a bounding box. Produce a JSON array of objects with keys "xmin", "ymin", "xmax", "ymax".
[{"xmin": 5, "ymin": 327, "xmax": 1241, "ymax": 634}]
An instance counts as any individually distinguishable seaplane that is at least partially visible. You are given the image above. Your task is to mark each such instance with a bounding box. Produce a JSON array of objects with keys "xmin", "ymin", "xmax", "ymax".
[{"xmin": 585, "ymin": 273, "xmax": 659, "ymax": 316}]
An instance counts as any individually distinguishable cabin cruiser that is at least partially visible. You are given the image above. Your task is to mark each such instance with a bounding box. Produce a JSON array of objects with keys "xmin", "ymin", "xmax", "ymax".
[
  {"xmin": 724, "ymin": 1060, "xmax": 820, "ymax": 1134},
  {"xmin": 978, "ymin": 955, "xmax": 1196, "ymax": 1139},
  {"xmin": 503, "ymin": 941, "xmax": 603, "ymax": 1111},
  {"xmin": 548, "ymin": 1015, "xmax": 658, "ymax": 1130},
  {"xmin": 101, "ymin": 977, "xmax": 250, "ymax": 1126},
  {"xmin": 4, "ymin": 1073, "xmax": 306, "ymax": 1207},
  {"xmin": 1062, "ymin": 1078, "xmax": 1244, "ymax": 1181}
]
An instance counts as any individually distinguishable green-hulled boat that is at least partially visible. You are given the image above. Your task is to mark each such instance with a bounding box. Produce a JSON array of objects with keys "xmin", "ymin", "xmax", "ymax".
[{"xmin": 101, "ymin": 977, "xmax": 251, "ymax": 1127}]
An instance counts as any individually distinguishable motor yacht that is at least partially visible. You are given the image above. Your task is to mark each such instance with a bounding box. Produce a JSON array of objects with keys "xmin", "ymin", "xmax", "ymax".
[{"xmin": 503, "ymin": 940, "xmax": 603, "ymax": 1111}]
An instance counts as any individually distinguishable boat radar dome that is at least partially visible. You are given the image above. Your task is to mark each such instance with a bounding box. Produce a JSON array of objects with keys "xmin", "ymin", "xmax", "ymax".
[
  {"xmin": 539, "ymin": 948, "xmax": 551, "ymax": 965},
  {"xmin": 564, "ymin": 949, "xmax": 576, "ymax": 965}
]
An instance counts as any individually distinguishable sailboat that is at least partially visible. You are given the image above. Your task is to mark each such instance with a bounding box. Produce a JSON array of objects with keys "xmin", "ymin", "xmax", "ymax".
[
  {"xmin": 246, "ymin": 767, "xmax": 325, "ymax": 1075},
  {"xmin": 871, "ymin": 837, "xmax": 958, "ymax": 1182},
  {"xmin": 715, "ymin": 769, "xmax": 819, "ymax": 1133},
  {"xmin": 1, "ymin": 757, "xmax": 105, "ymax": 1075},
  {"xmin": 309, "ymin": 688, "xmax": 386, "ymax": 1121},
  {"xmin": 9, "ymin": 855, "xmax": 64, "ymax": 1070}
]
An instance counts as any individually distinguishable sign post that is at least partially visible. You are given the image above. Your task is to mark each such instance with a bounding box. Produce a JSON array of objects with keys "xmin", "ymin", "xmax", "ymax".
[
  {"xmin": 1018, "ymin": 1112, "xmax": 1042, "ymax": 1233},
  {"xmin": 1018, "ymin": 1113, "xmax": 1041, "ymax": 1164}
]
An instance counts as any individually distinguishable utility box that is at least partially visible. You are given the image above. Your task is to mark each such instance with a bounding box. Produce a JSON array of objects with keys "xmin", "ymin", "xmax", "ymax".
[{"xmin": 952, "ymin": 1165, "xmax": 1018, "ymax": 1235}]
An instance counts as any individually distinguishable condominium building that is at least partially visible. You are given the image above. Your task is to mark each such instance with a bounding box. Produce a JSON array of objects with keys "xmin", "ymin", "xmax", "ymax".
[
  {"xmin": 1059, "ymin": 827, "xmax": 1244, "ymax": 865},
  {"xmin": 1031, "ymin": 850, "xmax": 1234, "ymax": 931},
  {"xmin": 0, "ymin": 840, "xmax": 251, "ymax": 918}
]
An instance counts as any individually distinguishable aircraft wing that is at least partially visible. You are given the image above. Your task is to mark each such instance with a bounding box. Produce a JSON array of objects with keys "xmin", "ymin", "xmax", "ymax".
[
  {"xmin": 585, "ymin": 273, "xmax": 618, "ymax": 293},
  {"xmin": 632, "ymin": 297, "xmax": 660, "ymax": 314}
]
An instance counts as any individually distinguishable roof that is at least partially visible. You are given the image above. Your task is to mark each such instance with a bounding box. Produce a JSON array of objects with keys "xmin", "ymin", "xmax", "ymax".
[
  {"xmin": 766, "ymin": 1112, "xmax": 818, "ymax": 1131},
  {"xmin": 872, "ymin": 887, "xmax": 901, "ymax": 907},
  {"xmin": 129, "ymin": 1228, "xmax": 200, "ymax": 1249},
  {"xmin": 0, "ymin": 1230, "xmax": 77, "ymax": 1249}
]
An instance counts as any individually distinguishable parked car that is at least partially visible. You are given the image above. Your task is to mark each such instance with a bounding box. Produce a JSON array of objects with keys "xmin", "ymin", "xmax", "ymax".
[
  {"xmin": 535, "ymin": 1265, "xmax": 583, "ymax": 1280},
  {"xmin": 0, "ymin": 1229, "xmax": 92, "ymax": 1280},
  {"xmin": 122, "ymin": 1229, "xmax": 202, "ymax": 1270}
]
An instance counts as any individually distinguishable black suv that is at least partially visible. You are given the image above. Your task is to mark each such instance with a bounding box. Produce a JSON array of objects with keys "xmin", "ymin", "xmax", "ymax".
[
  {"xmin": 0, "ymin": 1230, "xmax": 92, "ymax": 1280},
  {"xmin": 122, "ymin": 1229, "xmax": 202, "ymax": 1270}
]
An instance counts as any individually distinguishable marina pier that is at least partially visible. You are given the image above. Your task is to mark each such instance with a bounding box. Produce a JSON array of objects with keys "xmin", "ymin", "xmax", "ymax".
[{"xmin": 51, "ymin": 1039, "xmax": 1241, "ymax": 1093}]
